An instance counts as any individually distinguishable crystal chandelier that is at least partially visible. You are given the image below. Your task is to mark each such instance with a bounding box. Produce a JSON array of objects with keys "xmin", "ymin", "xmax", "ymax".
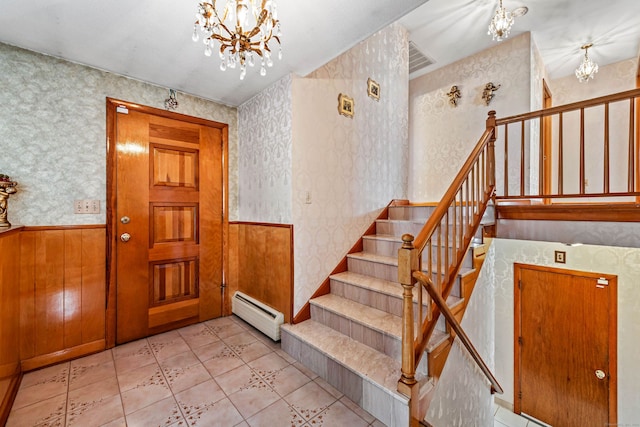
[
  {"xmin": 488, "ymin": 0, "xmax": 514, "ymax": 41},
  {"xmin": 192, "ymin": 0, "xmax": 282, "ymax": 80},
  {"xmin": 575, "ymin": 43, "xmax": 599, "ymax": 83}
]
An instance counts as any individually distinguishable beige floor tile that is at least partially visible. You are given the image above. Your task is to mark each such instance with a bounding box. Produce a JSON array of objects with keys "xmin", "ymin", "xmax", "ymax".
[
  {"xmin": 192, "ymin": 339, "xmax": 235, "ymax": 362},
  {"xmin": 180, "ymin": 395, "xmax": 243, "ymax": 426},
  {"xmin": 314, "ymin": 377, "xmax": 343, "ymax": 399},
  {"xmin": 174, "ymin": 379, "xmax": 226, "ymax": 413},
  {"xmin": 339, "ymin": 396, "xmax": 376, "ymax": 424},
  {"xmin": 125, "ymin": 396, "xmax": 184, "ymax": 427},
  {"xmin": 163, "ymin": 362, "xmax": 211, "ymax": 394},
  {"xmin": 66, "ymin": 393, "xmax": 124, "ymax": 427},
  {"xmin": 200, "ymin": 345, "xmax": 246, "ymax": 377},
  {"xmin": 119, "ymin": 364, "xmax": 172, "ymax": 415},
  {"xmin": 148, "ymin": 332, "xmax": 191, "ymax": 362},
  {"xmin": 209, "ymin": 322, "xmax": 247, "ymax": 339},
  {"xmin": 227, "ymin": 379, "xmax": 280, "ymax": 419},
  {"xmin": 100, "ymin": 417, "xmax": 127, "ymax": 427},
  {"xmin": 159, "ymin": 350, "xmax": 201, "ymax": 371},
  {"xmin": 245, "ymin": 398, "xmax": 305, "ymax": 427},
  {"xmin": 214, "ymin": 364, "xmax": 259, "ymax": 395},
  {"xmin": 311, "ymin": 400, "xmax": 369, "ymax": 426},
  {"xmin": 6, "ymin": 393, "xmax": 67, "ymax": 427},
  {"xmin": 178, "ymin": 323, "xmax": 221, "ymax": 350},
  {"xmin": 231, "ymin": 340, "xmax": 273, "ymax": 363},
  {"xmin": 265, "ymin": 365, "xmax": 312, "ymax": 398},
  {"xmin": 69, "ymin": 359, "xmax": 116, "ymax": 391},
  {"xmin": 11, "ymin": 364, "xmax": 69, "ymax": 410},
  {"xmin": 284, "ymin": 381, "xmax": 339, "ymax": 422},
  {"xmin": 112, "ymin": 340, "xmax": 156, "ymax": 375},
  {"xmin": 292, "ymin": 362, "xmax": 318, "ymax": 380},
  {"xmin": 248, "ymin": 352, "xmax": 290, "ymax": 380}
]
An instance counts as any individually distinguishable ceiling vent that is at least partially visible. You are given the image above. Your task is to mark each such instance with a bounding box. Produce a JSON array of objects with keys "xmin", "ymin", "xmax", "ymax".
[{"xmin": 409, "ymin": 41, "xmax": 435, "ymax": 74}]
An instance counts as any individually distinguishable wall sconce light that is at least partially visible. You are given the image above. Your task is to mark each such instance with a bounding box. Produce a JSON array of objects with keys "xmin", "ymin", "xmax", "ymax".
[
  {"xmin": 482, "ymin": 82, "xmax": 501, "ymax": 106},
  {"xmin": 447, "ymin": 85, "xmax": 461, "ymax": 107},
  {"xmin": 164, "ymin": 89, "xmax": 179, "ymax": 111}
]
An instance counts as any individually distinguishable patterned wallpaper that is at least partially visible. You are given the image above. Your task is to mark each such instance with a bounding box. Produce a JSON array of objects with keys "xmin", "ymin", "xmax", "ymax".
[
  {"xmin": 408, "ymin": 33, "xmax": 532, "ymax": 202},
  {"xmin": 238, "ymin": 75, "xmax": 293, "ymax": 223},
  {"xmin": 492, "ymin": 238, "xmax": 640, "ymax": 423},
  {"xmin": 290, "ymin": 23, "xmax": 409, "ymax": 312},
  {"xmin": 426, "ymin": 243, "xmax": 496, "ymax": 426},
  {"xmin": 0, "ymin": 42, "xmax": 238, "ymax": 226}
]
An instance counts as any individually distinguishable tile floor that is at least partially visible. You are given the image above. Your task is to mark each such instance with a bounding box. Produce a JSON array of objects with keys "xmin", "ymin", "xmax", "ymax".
[
  {"xmin": 7, "ymin": 316, "xmax": 385, "ymax": 427},
  {"xmin": 8, "ymin": 315, "xmax": 537, "ymax": 427}
]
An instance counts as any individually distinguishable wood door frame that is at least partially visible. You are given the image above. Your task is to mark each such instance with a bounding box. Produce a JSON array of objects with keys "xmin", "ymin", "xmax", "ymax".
[
  {"xmin": 513, "ymin": 263, "xmax": 617, "ymax": 425},
  {"xmin": 105, "ymin": 98, "xmax": 229, "ymax": 348}
]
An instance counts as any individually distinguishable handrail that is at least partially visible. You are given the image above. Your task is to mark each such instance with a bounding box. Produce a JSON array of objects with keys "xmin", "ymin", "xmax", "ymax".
[
  {"xmin": 413, "ymin": 127, "xmax": 495, "ymax": 252},
  {"xmin": 414, "ymin": 271, "xmax": 503, "ymax": 394},
  {"xmin": 496, "ymin": 88, "xmax": 640, "ymax": 125}
]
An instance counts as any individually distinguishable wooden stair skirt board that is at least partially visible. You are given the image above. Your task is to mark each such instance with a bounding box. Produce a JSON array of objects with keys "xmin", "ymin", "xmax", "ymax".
[{"xmin": 282, "ymin": 202, "xmax": 485, "ymax": 426}]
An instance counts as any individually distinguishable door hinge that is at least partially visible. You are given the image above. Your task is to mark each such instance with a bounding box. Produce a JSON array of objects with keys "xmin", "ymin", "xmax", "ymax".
[
  {"xmin": 518, "ymin": 336, "xmax": 523, "ymax": 346},
  {"xmin": 518, "ymin": 279, "xmax": 522, "ymax": 289},
  {"xmin": 518, "ymin": 391, "xmax": 522, "ymax": 400}
]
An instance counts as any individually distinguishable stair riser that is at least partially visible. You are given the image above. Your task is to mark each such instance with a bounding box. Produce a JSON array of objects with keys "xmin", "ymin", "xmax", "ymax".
[
  {"xmin": 363, "ymin": 238, "xmax": 473, "ymax": 269},
  {"xmin": 347, "ymin": 257, "xmax": 461, "ymax": 297},
  {"xmin": 310, "ymin": 303, "xmax": 429, "ymax": 376},
  {"xmin": 376, "ymin": 220, "xmax": 480, "ymax": 242},
  {"xmin": 330, "ymin": 278, "xmax": 431, "ymax": 319},
  {"xmin": 387, "ymin": 206, "xmax": 436, "ymax": 221},
  {"xmin": 282, "ymin": 330, "xmax": 410, "ymax": 427}
]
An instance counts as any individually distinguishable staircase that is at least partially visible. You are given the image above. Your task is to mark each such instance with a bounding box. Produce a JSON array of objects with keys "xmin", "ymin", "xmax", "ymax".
[{"xmin": 281, "ymin": 204, "xmax": 486, "ymax": 426}]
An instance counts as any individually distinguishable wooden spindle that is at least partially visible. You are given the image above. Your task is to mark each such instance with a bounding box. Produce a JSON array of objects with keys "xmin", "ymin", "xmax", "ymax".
[
  {"xmin": 520, "ymin": 121, "xmax": 525, "ymax": 196},
  {"xmin": 629, "ymin": 98, "xmax": 635, "ymax": 192},
  {"xmin": 539, "ymin": 116, "xmax": 544, "ymax": 196},
  {"xmin": 580, "ymin": 108, "xmax": 585, "ymax": 194},
  {"xmin": 558, "ymin": 112, "xmax": 564, "ymax": 194},
  {"xmin": 604, "ymin": 103, "xmax": 610, "ymax": 193},
  {"xmin": 397, "ymin": 234, "xmax": 418, "ymax": 396}
]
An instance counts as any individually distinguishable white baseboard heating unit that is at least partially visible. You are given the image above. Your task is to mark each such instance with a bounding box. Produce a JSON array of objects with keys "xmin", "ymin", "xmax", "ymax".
[{"xmin": 232, "ymin": 291, "xmax": 284, "ymax": 341}]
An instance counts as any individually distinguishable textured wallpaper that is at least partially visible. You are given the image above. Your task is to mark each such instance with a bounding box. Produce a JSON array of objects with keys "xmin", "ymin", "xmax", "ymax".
[
  {"xmin": 426, "ymin": 243, "xmax": 496, "ymax": 426},
  {"xmin": 408, "ymin": 33, "xmax": 532, "ymax": 202},
  {"xmin": 0, "ymin": 43, "xmax": 238, "ymax": 226},
  {"xmin": 492, "ymin": 238, "xmax": 640, "ymax": 423},
  {"xmin": 238, "ymin": 75, "xmax": 293, "ymax": 223},
  {"xmin": 290, "ymin": 23, "xmax": 410, "ymax": 312}
]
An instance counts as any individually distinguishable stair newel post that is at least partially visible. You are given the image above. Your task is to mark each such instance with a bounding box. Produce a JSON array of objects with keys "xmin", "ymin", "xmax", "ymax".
[
  {"xmin": 397, "ymin": 233, "xmax": 420, "ymax": 422},
  {"xmin": 486, "ymin": 110, "xmax": 497, "ymax": 190}
]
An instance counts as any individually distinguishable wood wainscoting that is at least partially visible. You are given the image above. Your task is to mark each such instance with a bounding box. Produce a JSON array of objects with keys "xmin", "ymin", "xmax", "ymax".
[
  {"xmin": 19, "ymin": 226, "xmax": 106, "ymax": 371},
  {"xmin": 0, "ymin": 227, "xmax": 23, "ymax": 426},
  {"xmin": 228, "ymin": 222, "xmax": 293, "ymax": 323}
]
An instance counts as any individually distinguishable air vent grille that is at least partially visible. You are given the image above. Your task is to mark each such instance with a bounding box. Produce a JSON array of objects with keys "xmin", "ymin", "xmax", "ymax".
[{"xmin": 409, "ymin": 41, "xmax": 435, "ymax": 74}]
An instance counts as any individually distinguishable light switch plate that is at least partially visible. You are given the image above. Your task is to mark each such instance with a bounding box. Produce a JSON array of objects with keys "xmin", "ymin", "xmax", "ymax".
[{"xmin": 74, "ymin": 200, "xmax": 100, "ymax": 214}]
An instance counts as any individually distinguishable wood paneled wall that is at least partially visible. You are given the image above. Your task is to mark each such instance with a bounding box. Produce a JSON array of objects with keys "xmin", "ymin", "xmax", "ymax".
[
  {"xmin": 20, "ymin": 226, "xmax": 106, "ymax": 371},
  {"xmin": 0, "ymin": 228, "xmax": 22, "ymax": 425},
  {"xmin": 228, "ymin": 222, "xmax": 293, "ymax": 323}
]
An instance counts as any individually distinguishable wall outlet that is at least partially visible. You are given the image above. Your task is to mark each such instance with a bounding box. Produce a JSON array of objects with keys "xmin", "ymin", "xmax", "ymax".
[
  {"xmin": 554, "ymin": 250, "xmax": 566, "ymax": 264},
  {"xmin": 74, "ymin": 200, "xmax": 100, "ymax": 214}
]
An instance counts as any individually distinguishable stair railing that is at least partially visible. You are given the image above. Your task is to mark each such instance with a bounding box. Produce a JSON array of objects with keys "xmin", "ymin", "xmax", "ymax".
[
  {"xmin": 397, "ymin": 111, "xmax": 499, "ymax": 421},
  {"xmin": 496, "ymin": 88, "xmax": 640, "ymax": 201}
]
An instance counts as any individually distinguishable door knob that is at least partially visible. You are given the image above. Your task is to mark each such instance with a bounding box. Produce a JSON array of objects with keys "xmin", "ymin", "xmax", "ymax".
[
  {"xmin": 120, "ymin": 216, "xmax": 131, "ymax": 224},
  {"xmin": 120, "ymin": 232, "xmax": 131, "ymax": 242},
  {"xmin": 595, "ymin": 369, "xmax": 606, "ymax": 380}
]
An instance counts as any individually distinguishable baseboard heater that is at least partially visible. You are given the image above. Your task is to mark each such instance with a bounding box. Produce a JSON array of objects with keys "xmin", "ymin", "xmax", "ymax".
[{"xmin": 231, "ymin": 291, "xmax": 284, "ymax": 341}]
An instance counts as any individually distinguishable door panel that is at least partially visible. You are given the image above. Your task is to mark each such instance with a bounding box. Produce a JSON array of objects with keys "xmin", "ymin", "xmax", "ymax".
[
  {"xmin": 515, "ymin": 264, "xmax": 616, "ymax": 427},
  {"xmin": 115, "ymin": 109, "xmax": 223, "ymax": 344}
]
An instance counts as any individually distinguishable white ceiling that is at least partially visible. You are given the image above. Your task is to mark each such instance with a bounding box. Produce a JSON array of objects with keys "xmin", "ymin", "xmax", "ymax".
[{"xmin": 0, "ymin": 0, "xmax": 638, "ymax": 107}]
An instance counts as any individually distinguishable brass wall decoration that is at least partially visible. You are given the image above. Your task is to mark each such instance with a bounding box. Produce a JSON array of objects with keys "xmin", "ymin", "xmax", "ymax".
[
  {"xmin": 338, "ymin": 93, "xmax": 354, "ymax": 118},
  {"xmin": 447, "ymin": 85, "xmax": 461, "ymax": 107},
  {"xmin": 0, "ymin": 174, "xmax": 18, "ymax": 227},
  {"xmin": 482, "ymin": 82, "xmax": 501, "ymax": 106},
  {"xmin": 367, "ymin": 78, "xmax": 380, "ymax": 101},
  {"xmin": 164, "ymin": 89, "xmax": 179, "ymax": 111}
]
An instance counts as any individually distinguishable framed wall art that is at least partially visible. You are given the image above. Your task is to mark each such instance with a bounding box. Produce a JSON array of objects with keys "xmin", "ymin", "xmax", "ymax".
[
  {"xmin": 338, "ymin": 93, "xmax": 354, "ymax": 118},
  {"xmin": 367, "ymin": 78, "xmax": 380, "ymax": 101}
]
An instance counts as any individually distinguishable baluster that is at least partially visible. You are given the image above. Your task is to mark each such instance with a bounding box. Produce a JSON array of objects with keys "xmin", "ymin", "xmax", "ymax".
[
  {"xmin": 580, "ymin": 108, "xmax": 585, "ymax": 194},
  {"xmin": 604, "ymin": 103, "xmax": 610, "ymax": 193},
  {"xmin": 539, "ymin": 116, "xmax": 544, "ymax": 196},
  {"xmin": 504, "ymin": 123, "xmax": 509, "ymax": 196},
  {"xmin": 444, "ymin": 211, "xmax": 449, "ymax": 284},
  {"xmin": 558, "ymin": 112, "xmax": 564, "ymax": 194},
  {"xmin": 520, "ymin": 121, "xmax": 525, "ymax": 196},
  {"xmin": 629, "ymin": 98, "xmax": 635, "ymax": 192}
]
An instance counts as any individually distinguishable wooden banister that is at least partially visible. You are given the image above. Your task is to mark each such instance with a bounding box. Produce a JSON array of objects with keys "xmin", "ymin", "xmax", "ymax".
[{"xmin": 414, "ymin": 271, "xmax": 503, "ymax": 394}]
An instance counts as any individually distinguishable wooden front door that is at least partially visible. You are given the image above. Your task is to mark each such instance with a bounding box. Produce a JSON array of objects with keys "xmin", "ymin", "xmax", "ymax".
[
  {"xmin": 514, "ymin": 263, "xmax": 617, "ymax": 427},
  {"xmin": 109, "ymin": 100, "xmax": 225, "ymax": 344}
]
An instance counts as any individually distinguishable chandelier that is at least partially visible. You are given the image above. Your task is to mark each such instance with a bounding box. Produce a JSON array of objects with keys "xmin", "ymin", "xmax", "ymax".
[
  {"xmin": 192, "ymin": 0, "xmax": 282, "ymax": 80},
  {"xmin": 488, "ymin": 1, "xmax": 527, "ymax": 42},
  {"xmin": 575, "ymin": 43, "xmax": 598, "ymax": 83}
]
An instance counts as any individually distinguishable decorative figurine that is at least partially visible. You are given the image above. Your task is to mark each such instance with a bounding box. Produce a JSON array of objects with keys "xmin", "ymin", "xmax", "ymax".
[
  {"xmin": 482, "ymin": 82, "xmax": 501, "ymax": 106},
  {"xmin": 447, "ymin": 85, "xmax": 461, "ymax": 107},
  {"xmin": 0, "ymin": 174, "xmax": 18, "ymax": 228}
]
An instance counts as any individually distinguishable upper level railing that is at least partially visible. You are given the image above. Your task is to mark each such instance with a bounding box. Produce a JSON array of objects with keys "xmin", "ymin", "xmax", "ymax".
[
  {"xmin": 495, "ymin": 88, "xmax": 640, "ymax": 202},
  {"xmin": 396, "ymin": 112, "xmax": 498, "ymax": 422}
]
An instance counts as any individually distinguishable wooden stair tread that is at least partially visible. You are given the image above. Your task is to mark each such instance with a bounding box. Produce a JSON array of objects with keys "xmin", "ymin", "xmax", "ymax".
[
  {"xmin": 281, "ymin": 320, "xmax": 423, "ymax": 392},
  {"xmin": 311, "ymin": 294, "xmax": 451, "ymax": 352}
]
